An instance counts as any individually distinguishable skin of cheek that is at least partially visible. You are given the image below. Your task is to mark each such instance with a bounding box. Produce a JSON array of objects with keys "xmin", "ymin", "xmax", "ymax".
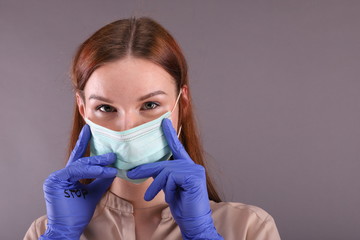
[
  {"xmin": 170, "ymin": 107, "xmax": 180, "ymax": 133},
  {"xmin": 169, "ymin": 85, "xmax": 189, "ymax": 134},
  {"xmin": 166, "ymin": 89, "xmax": 182, "ymax": 133}
]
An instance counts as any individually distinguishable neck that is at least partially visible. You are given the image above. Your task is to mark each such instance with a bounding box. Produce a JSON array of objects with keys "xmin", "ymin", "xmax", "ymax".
[{"xmin": 109, "ymin": 177, "xmax": 166, "ymax": 209}]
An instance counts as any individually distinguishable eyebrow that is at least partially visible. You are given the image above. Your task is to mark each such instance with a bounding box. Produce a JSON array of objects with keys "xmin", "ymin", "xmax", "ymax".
[
  {"xmin": 88, "ymin": 90, "xmax": 166, "ymax": 103},
  {"xmin": 88, "ymin": 94, "xmax": 114, "ymax": 103},
  {"xmin": 138, "ymin": 90, "xmax": 167, "ymax": 101}
]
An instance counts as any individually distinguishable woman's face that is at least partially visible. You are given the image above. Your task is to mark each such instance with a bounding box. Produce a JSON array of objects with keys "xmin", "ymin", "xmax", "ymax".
[{"xmin": 77, "ymin": 57, "xmax": 186, "ymax": 131}]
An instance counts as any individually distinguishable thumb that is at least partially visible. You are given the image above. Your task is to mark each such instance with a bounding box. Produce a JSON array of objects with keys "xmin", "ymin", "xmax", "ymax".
[
  {"xmin": 88, "ymin": 176, "xmax": 115, "ymax": 196},
  {"xmin": 67, "ymin": 124, "xmax": 91, "ymax": 167},
  {"xmin": 161, "ymin": 118, "xmax": 191, "ymax": 160}
]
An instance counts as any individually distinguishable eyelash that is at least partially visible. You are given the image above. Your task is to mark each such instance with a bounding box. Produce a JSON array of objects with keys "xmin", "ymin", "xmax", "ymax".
[
  {"xmin": 95, "ymin": 102, "xmax": 160, "ymax": 113},
  {"xmin": 96, "ymin": 104, "xmax": 116, "ymax": 113},
  {"xmin": 142, "ymin": 101, "xmax": 160, "ymax": 110}
]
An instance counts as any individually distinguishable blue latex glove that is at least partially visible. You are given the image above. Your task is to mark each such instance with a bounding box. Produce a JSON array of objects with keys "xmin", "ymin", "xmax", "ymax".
[
  {"xmin": 40, "ymin": 125, "xmax": 117, "ymax": 240},
  {"xmin": 127, "ymin": 118, "xmax": 224, "ymax": 240}
]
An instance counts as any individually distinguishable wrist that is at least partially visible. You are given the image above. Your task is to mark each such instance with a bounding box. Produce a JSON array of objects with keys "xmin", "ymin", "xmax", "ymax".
[
  {"xmin": 177, "ymin": 211, "xmax": 223, "ymax": 240},
  {"xmin": 39, "ymin": 224, "xmax": 82, "ymax": 240},
  {"xmin": 181, "ymin": 224, "xmax": 223, "ymax": 240}
]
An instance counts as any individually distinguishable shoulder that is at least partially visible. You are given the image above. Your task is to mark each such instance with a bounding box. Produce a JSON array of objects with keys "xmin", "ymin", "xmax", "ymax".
[
  {"xmin": 210, "ymin": 201, "xmax": 281, "ymax": 239},
  {"xmin": 211, "ymin": 201, "xmax": 273, "ymax": 222},
  {"xmin": 23, "ymin": 215, "xmax": 47, "ymax": 240}
]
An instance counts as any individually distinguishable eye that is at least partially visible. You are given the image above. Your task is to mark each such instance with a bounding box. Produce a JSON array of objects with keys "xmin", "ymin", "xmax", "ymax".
[
  {"xmin": 96, "ymin": 104, "xmax": 117, "ymax": 113},
  {"xmin": 142, "ymin": 101, "xmax": 160, "ymax": 110}
]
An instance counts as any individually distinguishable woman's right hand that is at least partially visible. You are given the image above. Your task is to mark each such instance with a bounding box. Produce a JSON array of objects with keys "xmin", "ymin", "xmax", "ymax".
[{"xmin": 40, "ymin": 125, "xmax": 117, "ymax": 240}]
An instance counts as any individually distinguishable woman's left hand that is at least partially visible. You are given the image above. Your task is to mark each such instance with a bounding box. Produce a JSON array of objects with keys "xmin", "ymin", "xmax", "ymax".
[{"xmin": 127, "ymin": 118, "xmax": 223, "ymax": 240}]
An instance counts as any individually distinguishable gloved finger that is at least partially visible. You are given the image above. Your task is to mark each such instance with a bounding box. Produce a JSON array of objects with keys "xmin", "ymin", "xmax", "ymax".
[
  {"xmin": 164, "ymin": 176, "xmax": 177, "ymax": 204},
  {"xmin": 76, "ymin": 153, "xmax": 116, "ymax": 166},
  {"xmin": 88, "ymin": 176, "xmax": 116, "ymax": 194},
  {"xmin": 67, "ymin": 124, "xmax": 91, "ymax": 167},
  {"xmin": 55, "ymin": 164, "xmax": 117, "ymax": 182},
  {"xmin": 161, "ymin": 118, "xmax": 192, "ymax": 161},
  {"xmin": 144, "ymin": 165, "xmax": 196, "ymax": 202},
  {"xmin": 145, "ymin": 163, "xmax": 206, "ymax": 197},
  {"xmin": 127, "ymin": 161, "xmax": 169, "ymax": 179},
  {"xmin": 144, "ymin": 168, "xmax": 172, "ymax": 201},
  {"xmin": 127, "ymin": 159, "xmax": 193, "ymax": 180}
]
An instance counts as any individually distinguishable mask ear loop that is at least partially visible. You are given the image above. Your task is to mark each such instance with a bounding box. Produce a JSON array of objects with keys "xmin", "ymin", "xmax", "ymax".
[{"xmin": 170, "ymin": 89, "xmax": 182, "ymax": 137}]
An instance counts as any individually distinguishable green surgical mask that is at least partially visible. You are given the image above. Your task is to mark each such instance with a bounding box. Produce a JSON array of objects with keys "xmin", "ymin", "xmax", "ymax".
[{"xmin": 84, "ymin": 90, "xmax": 182, "ymax": 184}]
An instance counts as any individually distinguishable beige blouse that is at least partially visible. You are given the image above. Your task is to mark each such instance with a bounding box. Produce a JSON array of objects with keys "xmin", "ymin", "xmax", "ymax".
[{"xmin": 24, "ymin": 191, "xmax": 281, "ymax": 240}]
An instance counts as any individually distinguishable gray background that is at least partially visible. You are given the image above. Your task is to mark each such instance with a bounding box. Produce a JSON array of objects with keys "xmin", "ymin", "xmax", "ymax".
[{"xmin": 1, "ymin": 0, "xmax": 359, "ymax": 239}]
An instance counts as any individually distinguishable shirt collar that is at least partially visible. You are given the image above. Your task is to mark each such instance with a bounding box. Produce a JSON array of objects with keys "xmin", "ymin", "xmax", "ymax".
[{"xmin": 100, "ymin": 190, "xmax": 172, "ymax": 219}]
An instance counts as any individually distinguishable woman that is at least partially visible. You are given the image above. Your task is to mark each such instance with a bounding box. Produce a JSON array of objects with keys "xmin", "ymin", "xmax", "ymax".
[{"xmin": 24, "ymin": 17, "xmax": 280, "ymax": 240}]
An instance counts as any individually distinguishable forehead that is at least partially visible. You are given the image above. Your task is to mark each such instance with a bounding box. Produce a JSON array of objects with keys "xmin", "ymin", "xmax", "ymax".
[{"xmin": 84, "ymin": 57, "xmax": 176, "ymax": 98}]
